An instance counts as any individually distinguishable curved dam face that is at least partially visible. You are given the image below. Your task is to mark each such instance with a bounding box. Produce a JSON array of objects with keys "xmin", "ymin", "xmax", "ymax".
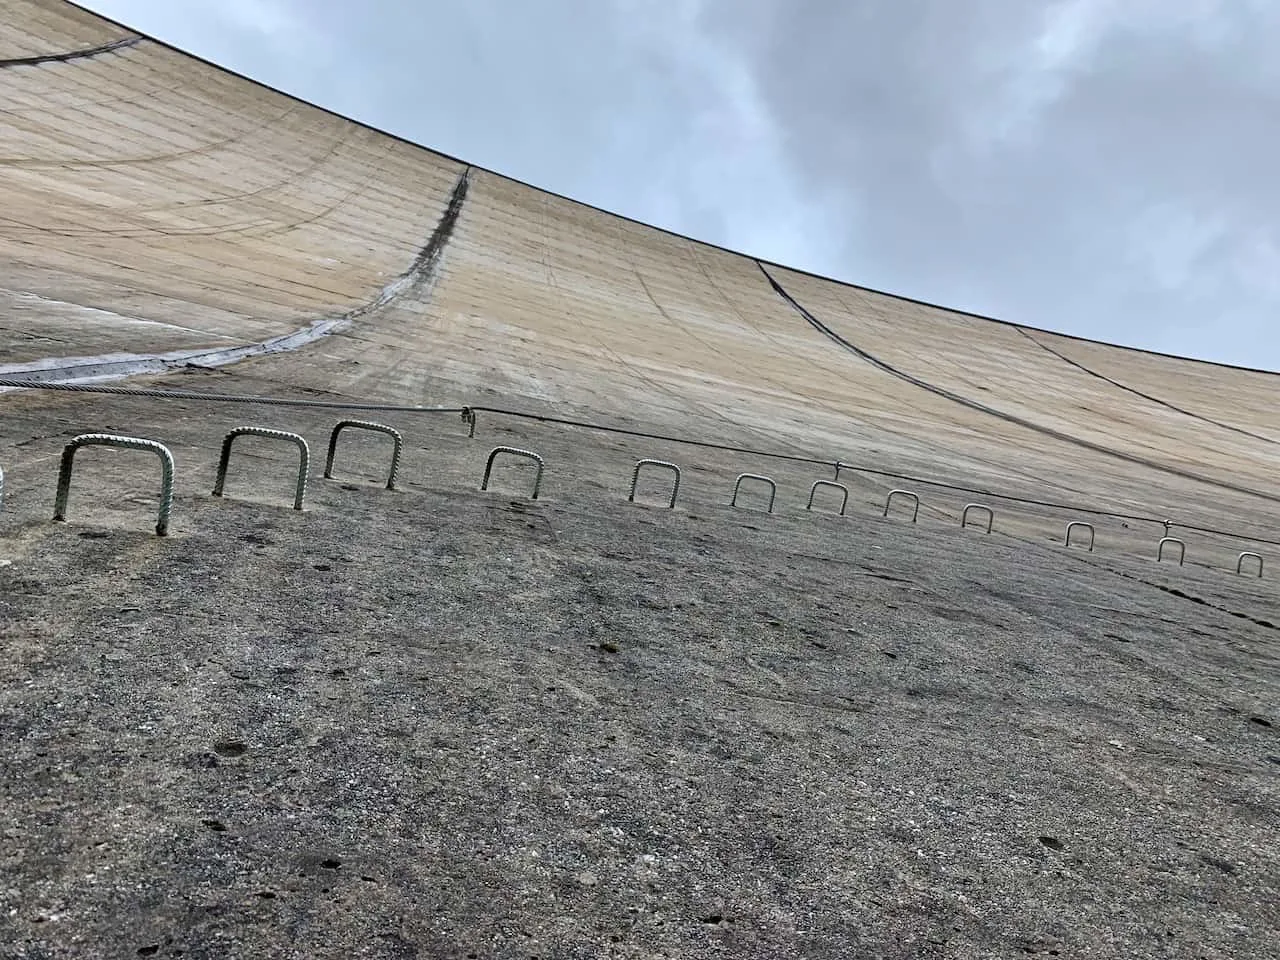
[
  {"xmin": 1, "ymin": 0, "xmax": 1276, "ymax": 525},
  {"xmin": 5, "ymin": 5, "xmax": 1280, "ymax": 958}
]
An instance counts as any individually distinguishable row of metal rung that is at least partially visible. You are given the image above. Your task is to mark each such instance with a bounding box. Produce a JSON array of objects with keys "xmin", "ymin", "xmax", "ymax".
[{"xmin": 0, "ymin": 424, "xmax": 1266, "ymax": 579}]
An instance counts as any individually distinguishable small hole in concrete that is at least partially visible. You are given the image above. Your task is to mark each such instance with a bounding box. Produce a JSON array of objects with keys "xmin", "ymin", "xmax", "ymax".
[
  {"xmin": 212, "ymin": 741, "xmax": 247, "ymax": 758},
  {"xmin": 320, "ymin": 858, "xmax": 341, "ymax": 870},
  {"xmin": 201, "ymin": 819, "xmax": 227, "ymax": 832},
  {"xmin": 1038, "ymin": 836, "xmax": 1064, "ymax": 851}
]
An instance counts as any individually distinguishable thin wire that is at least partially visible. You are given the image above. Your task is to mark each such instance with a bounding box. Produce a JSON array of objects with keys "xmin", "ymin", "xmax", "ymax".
[
  {"xmin": 3, "ymin": 375, "xmax": 1277, "ymax": 546},
  {"xmin": 0, "ymin": 377, "xmax": 466, "ymax": 413}
]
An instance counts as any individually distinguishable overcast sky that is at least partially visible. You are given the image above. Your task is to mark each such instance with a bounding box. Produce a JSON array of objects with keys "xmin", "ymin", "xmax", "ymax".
[{"xmin": 83, "ymin": 0, "xmax": 1280, "ymax": 368}]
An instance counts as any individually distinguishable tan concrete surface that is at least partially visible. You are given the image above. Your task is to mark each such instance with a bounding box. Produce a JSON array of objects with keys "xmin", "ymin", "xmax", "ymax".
[{"xmin": 1, "ymin": 0, "xmax": 1277, "ymax": 536}]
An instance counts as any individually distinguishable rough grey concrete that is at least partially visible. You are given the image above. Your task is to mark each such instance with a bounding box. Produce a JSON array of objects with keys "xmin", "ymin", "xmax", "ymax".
[{"xmin": 2, "ymin": 388, "xmax": 1277, "ymax": 959}]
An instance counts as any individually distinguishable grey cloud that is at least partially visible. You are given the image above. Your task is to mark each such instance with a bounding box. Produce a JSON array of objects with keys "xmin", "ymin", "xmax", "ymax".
[{"xmin": 698, "ymin": 0, "xmax": 1280, "ymax": 364}]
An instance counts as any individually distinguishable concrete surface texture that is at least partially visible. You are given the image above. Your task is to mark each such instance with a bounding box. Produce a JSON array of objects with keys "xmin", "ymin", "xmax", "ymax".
[{"xmin": 1, "ymin": 1, "xmax": 1277, "ymax": 958}]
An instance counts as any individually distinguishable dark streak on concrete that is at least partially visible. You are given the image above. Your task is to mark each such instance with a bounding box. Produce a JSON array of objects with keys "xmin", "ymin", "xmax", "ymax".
[
  {"xmin": 0, "ymin": 35, "xmax": 141, "ymax": 69},
  {"xmin": 758, "ymin": 262, "xmax": 1280, "ymax": 506},
  {"xmin": 0, "ymin": 167, "xmax": 472, "ymax": 385},
  {"xmin": 395, "ymin": 165, "xmax": 471, "ymax": 301},
  {"xmin": 1015, "ymin": 326, "xmax": 1280, "ymax": 447}
]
